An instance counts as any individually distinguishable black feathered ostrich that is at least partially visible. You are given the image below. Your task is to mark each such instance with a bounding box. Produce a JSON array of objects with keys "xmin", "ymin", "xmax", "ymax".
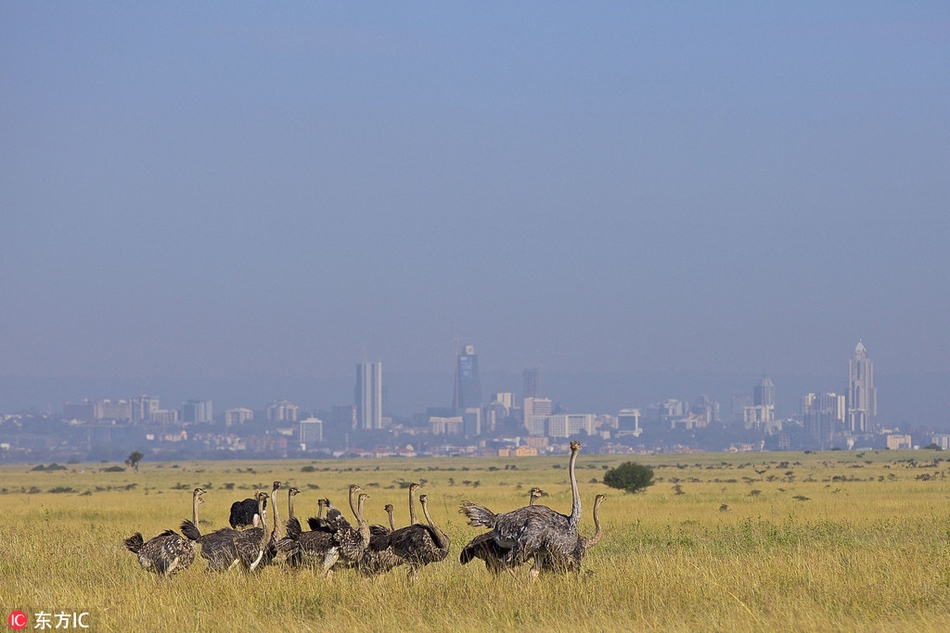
[{"xmin": 229, "ymin": 491, "xmax": 269, "ymax": 529}]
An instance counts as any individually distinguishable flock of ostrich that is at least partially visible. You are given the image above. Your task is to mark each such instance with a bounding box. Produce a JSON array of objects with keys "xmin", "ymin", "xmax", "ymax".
[{"xmin": 125, "ymin": 440, "xmax": 605, "ymax": 580}]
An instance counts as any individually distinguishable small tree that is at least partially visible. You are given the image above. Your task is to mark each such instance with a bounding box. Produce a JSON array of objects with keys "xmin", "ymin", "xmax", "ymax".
[
  {"xmin": 125, "ymin": 451, "xmax": 144, "ymax": 472},
  {"xmin": 603, "ymin": 461, "xmax": 655, "ymax": 493}
]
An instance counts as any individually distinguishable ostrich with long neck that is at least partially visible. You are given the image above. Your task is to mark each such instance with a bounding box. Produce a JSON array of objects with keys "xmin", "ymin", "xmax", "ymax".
[
  {"xmin": 538, "ymin": 493, "xmax": 607, "ymax": 574},
  {"xmin": 281, "ymin": 485, "xmax": 362, "ymax": 576},
  {"xmin": 286, "ymin": 487, "xmax": 300, "ymax": 522},
  {"xmin": 126, "ymin": 487, "xmax": 204, "ymax": 577},
  {"xmin": 369, "ymin": 503, "xmax": 396, "ymax": 539},
  {"xmin": 460, "ymin": 441, "xmax": 583, "ymax": 575},
  {"xmin": 232, "ymin": 491, "xmax": 272, "ymax": 571},
  {"xmin": 387, "ymin": 493, "xmax": 451, "ymax": 582},
  {"xmin": 406, "ymin": 482, "xmax": 421, "ymax": 524},
  {"xmin": 459, "ymin": 487, "xmax": 548, "ymax": 574},
  {"xmin": 354, "ymin": 493, "xmax": 404, "ymax": 576}
]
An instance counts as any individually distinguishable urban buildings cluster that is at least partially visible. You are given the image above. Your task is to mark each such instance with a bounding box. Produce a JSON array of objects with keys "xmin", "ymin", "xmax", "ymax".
[{"xmin": 1, "ymin": 341, "xmax": 944, "ymax": 464}]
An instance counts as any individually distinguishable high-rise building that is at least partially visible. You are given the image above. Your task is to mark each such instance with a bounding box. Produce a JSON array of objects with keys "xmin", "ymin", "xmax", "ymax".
[
  {"xmin": 802, "ymin": 392, "xmax": 845, "ymax": 449},
  {"xmin": 299, "ymin": 417, "xmax": 324, "ymax": 446},
  {"xmin": 618, "ymin": 408, "xmax": 641, "ymax": 433},
  {"xmin": 754, "ymin": 378, "xmax": 775, "ymax": 408},
  {"xmin": 523, "ymin": 367, "xmax": 541, "ymax": 401},
  {"xmin": 356, "ymin": 362, "xmax": 383, "ymax": 430},
  {"xmin": 225, "ymin": 408, "xmax": 254, "ymax": 427},
  {"xmin": 266, "ymin": 400, "xmax": 299, "ymax": 423},
  {"xmin": 131, "ymin": 395, "xmax": 160, "ymax": 422},
  {"xmin": 454, "ymin": 344, "xmax": 482, "ymax": 410},
  {"xmin": 848, "ymin": 340, "xmax": 877, "ymax": 433},
  {"xmin": 182, "ymin": 399, "xmax": 213, "ymax": 423},
  {"xmin": 523, "ymin": 397, "xmax": 552, "ymax": 436}
]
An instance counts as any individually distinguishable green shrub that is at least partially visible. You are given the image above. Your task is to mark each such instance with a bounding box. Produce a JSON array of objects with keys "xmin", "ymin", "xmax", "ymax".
[{"xmin": 603, "ymin": 461, "xmax": 655, "ymax": 493}]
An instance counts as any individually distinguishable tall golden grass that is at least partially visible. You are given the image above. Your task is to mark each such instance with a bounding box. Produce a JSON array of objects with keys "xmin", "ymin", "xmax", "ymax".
[{"xmin": 1, "ymin": 450, "xmax": 949, "ymax": 632}]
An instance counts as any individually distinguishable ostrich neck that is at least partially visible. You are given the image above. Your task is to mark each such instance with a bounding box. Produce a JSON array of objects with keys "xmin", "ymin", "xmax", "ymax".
[
  {"xmin": 271, "ymin": 489, "xmax": 282, "ymax": 539},
  {"xmin": 317, "ymin": 502, "xmax": 325, "ymax": 521},
  {"xmin": 192, "ymin": 492, "xmax": 200, "ymax": 526},
  {"xmin": 387, "ymin": 508, "xmax": 396, "ymax": 532},
  {"xmin": 257, "ymin": 496, "xmax": 268, "ymax": 545},
  {"xmin": 568, "ymin": 449, "xmax": 581, "ymax": 529},
  {"xmin": 585, "ymin": 500, "xmax": 604, "ymax": 551},
  {"xmin": 409, "ymin": 488, "xmax": 418, "ymax": 525},
  {"xmin": 421, "ymin": 500, "xmax": 448, "ymax": 549},
  {"xmin": 348, "ymin": 488, "xmax": 360, "ymax": 521},
  {"xmin": 356, "ymin": 497, "xmax": 370, "ymax": 550},
  {"xmin": 287, "ymin": 492, "xmax": 295, "ymax": 521}
]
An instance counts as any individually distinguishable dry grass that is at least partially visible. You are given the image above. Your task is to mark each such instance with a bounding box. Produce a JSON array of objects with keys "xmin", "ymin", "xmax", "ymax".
[{"xmin": 1, "ymin": 450, "xmax": 949, "ymax": 632}]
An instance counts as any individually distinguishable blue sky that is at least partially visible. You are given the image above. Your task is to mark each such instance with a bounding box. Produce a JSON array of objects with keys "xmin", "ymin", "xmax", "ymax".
[{"xmin": 2, "ymin": 2, "xmax": 948, "ymax": 385}]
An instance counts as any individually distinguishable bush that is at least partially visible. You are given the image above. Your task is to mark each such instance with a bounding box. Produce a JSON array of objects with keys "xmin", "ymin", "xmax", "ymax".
[{"xmin": 602, "ymin": 462, "xmax": 655, "ymax": 493}]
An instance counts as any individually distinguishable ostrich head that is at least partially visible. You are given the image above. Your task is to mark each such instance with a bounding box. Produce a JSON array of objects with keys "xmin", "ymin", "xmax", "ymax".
[
  {"xmin": 570, "ymin": 440, "xmax": 581, "ymax": 452},
  {"xmin": 272, "ymin": 481, "xmax": 282, "ymax": 492},
  {"xmin": 409, "ymin": 482, "xmax": 420, "ymax": 492},
  {"xmin": 288, "ymin": 486, "xmax": 300, "ymax": 497},
  {"xmin": 418, "ymin": 494, "xmax": 429, "ymax": 504},
  {"xmin": 384, "ymin": 503, "xmax": 394, "ymax": 513}
]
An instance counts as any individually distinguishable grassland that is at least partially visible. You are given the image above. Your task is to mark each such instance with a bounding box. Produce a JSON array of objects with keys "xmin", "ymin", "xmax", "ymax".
[{"xmin": 1, "ymin": 449, "xmax": 949, "ymax": 632}]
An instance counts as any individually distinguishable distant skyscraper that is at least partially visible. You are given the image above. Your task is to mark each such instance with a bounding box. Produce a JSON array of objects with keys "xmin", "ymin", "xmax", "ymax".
[
  {"xmin": 454, "ymin": 344, "xmax": 482, "ymax": 410},
  {"xmin": 523, "ymin": 367, "xmax": 541, "ymax": 401},
  {"xmin": 131, "ymin": 395, "xmax": 160, "ymax": 422},
  {"xmin": 182, "ymin": 399, "xmax": 213, "ymax": 423},
  {"xmin": 753, "ymin": 378, "xmax": 775, "ymax": 407},
  {"xmin": 847, "ymin": 341, "xmax": 877, "ymax": 433},
  {"xmin": 356, "ymin": 362, "xmax": 383, "ymax": 430},
  {"xmin": 802, "ymin": 392, "xmax": 845, "ymax": 449}
]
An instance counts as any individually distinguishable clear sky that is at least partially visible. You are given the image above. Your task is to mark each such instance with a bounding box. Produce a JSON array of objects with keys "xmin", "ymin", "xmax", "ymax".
[{"xmin": 2, "ymin": 2, "xmax": 948, "ymax": 385}]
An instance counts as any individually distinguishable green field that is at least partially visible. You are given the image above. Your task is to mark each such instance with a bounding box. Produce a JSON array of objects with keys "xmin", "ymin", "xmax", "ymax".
[{"xmin": 1, "ymin": 450, "xmax": 949, "ymax": 632}]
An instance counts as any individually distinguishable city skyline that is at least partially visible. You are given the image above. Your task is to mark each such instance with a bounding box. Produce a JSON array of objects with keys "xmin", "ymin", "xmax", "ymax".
[{"xmin": 2, "ymin": 339, "xmax": 926, "ymax": 431}]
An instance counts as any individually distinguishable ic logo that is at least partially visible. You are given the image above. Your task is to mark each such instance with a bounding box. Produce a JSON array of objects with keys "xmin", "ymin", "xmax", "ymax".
[{"xmin": 7, "ymin": 611, "xmax": 28, "ymax": 630}]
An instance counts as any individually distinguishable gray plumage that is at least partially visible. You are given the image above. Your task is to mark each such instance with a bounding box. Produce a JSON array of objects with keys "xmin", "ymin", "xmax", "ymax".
[
  {"xmin": 388, "ymin": 493, "xmax": 450, "ymax": 581},
  {"xmin": 459, "ymin": 487, "xmax": 546, "ymax": 574},
  {"xmin": 460, "ymin": 441, "xmax": 583, "ymax": 576},
  {"xmin": 537, "ymin": 493, "xmax": 606, "ymax": 574},
  {"xmin": 278, "ymin": 485, "xmax": 362, "ymax": 575},
  {"xmin": 125, "ymin": 488, "xmax": 204, "ymax": 577}
]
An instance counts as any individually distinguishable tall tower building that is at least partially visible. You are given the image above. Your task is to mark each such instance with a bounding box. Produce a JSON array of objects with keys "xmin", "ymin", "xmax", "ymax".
[
  {"xmin": 453, "ymin": 344, "xmax": 482, "ymax": 410},
  {"xmin": 356, "ymin": 362, "xmax": 383, "ymax": 430},
  {"xmin": 847, "ymin": 341, "xmax": 877, "ymax": 433},
  {"xmin": 523, "ymin": 367, "xmax": 541, "ymax": 401},
  {"xmin": 753, "ymin": 378, "xmax": 775, "ymax": 408}
]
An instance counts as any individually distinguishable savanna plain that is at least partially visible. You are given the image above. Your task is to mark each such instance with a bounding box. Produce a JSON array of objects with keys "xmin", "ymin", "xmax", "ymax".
[{"xmin": 2, "ymin": 449, "xmax": 949, "ymax": 632}]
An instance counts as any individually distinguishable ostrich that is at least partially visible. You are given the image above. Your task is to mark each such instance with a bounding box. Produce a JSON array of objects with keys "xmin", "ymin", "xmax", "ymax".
[
  {"xmin": 369, "ymin": 503, "xmax": 396, "ymax": 538},
  {"xmin": 229, "ymin": 491, "xmax": 268, "ymax": 529},
  {"xmin": 460, "ymin": 441, "xmax": 582, "ymax": 577},
  {"xmin": 279, "ymin": 485, "xmax": 362, "ymax": 576},
  {"xmin": 307, "ymin": 498, "xmax": 330, "ymax": 531},
  {"xmin": 125, "ymin": 487, "xmax": 204, "ymax": 577},
  {"xmin": 387, "ymin": 494, "xmax": 451, "ymax": 581},
  {"xmin": 460, "ymin": 487, "xmax": 548, "ymax": 574},
  {"xmin": 528, "ymin": 487, "xmax": 547, "ymax": 505},
  {"xmin": 280, "ymin": 486, "xmax": 302, "ymax": 566},
  {"xmin": 352, "ymin": 493, "xmax": 404, "ymax": 577},
  {"xmin": 538, "ymin": 493, "xmax": 606, "ymax": 574},
  {"xmin": 287, "ymin": 486, "xmax": 300, "ymax": 521},
  {"xmin": 407, "ymin": 482, "xmax": 421, "ymax": 524},
  {"xmin": 231, "ymin": 491, "xmax": 273, "ymax": 571}
]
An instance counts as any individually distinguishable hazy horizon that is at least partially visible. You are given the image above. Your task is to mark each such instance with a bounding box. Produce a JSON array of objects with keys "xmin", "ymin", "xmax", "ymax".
[{"xmin": 2, "ymin": 5, "xmax": 947, "ymax": 400}]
